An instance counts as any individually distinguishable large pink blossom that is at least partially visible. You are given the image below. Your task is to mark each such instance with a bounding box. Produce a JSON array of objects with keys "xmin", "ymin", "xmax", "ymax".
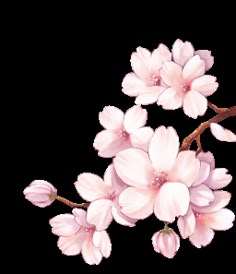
[
  {"xmin": 49, "ymin": 208, "xmax": 111, "ymax": 265},
  {"xmin": 158, "ymin": 54, "xmax": 219, "ymax": 118},
  {"xmin": 152, "ymin": 227, "xmax": 180, "ymax": 259},
  {"xmin": 93, "ymin": 105, "xmax": 154, "ymax": 158},
  {"xmin": 74, "ymin": 164, "xmax": 136, "ymax": 231},
  {"xmin": 23, "ymin": 180, "xmax": 57, "ymax": 208},
  {"xmin": 121, "ymin": 44, "xmax": 171, "ymax": 105},
  {"xmin": 210, "ymin": 123, "xmax": 236, "ymax": 142},
  {"xmin": 113, "ymin": 125, "xmax": 200, "ymax": 223}
]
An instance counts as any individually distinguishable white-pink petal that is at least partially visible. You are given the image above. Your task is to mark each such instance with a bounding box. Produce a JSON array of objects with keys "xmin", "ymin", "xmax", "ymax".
[
  {"xmin": 203, "ymin": 208, "xmax": 235, "ymax": 231},
  {"xmin": 177, "ymin": 207, "xmax": 196, "ymax": 239},
  {"xmin": 113, "ymin": 148, "xmax": 154, "ymax": 188},
  {"xmin": 195, "ymin": 50, "xmax": 214, "ymax": 71},
  {"xmin": 49, "ymin": 214, "xmax": 80, "ymax": 236},
  {"xmin": 191, "ymin": 75, "xmax": 218, "ymax": 96},
  {"xmin": 160, "ymin": 61, "xmax": 183, "ymax": 87},
  {"xmin": 72, "ymin": 208, "xmax": 93, "ymax": 228},
  {"xmin": 93, "ymin": 231, "xmax": 112, "ymax": 258},
  {"xmin": 99, "ymin": 106, "xmax": 124, "ymax": 130},
  {"xmin": 131, "ymin": 47, "xmax": 151, "ymax": 80},
  {"xmin": 189, "ymin": 222, "xmax": 214, "ymax": 248},
  {"xmin": 154, "ymin": 182, "xmax": 190, "ymax": 223},
  {"xmin": 119, "ymin": 187, "xmax": 156, "ymax": 219},
  {"xmin": 124, "ymin": 105, "xmax": 147, "ymax": 133},
  {"xmin": 111, "ymin": 201, "xmax": 137, "ymax": 227},
  {"xmin": 149, "ymin": 126, "xmax": 179, "ymax": 172},
  {"xmin": 169, "ymin": 150, "xmax": 200, "ymax": 187},
  {"xmin": 150, "ymin": 43, "xmax": 172, "ymax": 71},
  {"xmin": 135, "ymin": 86, "xmax": 165, "ymax": 105},
  {"xmin": 183, "ymin": 55, "xmax": 205, "ymax": 82},
  {"xmin": 183, "ymin": 90, "xmax": 208, "ymax": 119},
  {"xmin": 172, "ymin": 39, "xmax": 194, "ymax": 67},
  {"xmin": 197, "ymin": 151, "xmax": 215, "ymax": 171},
  {"xmin": 81, "ymin": 236, "xmax": 103, "ymax": 265},
  {"xmin": 210, "ymin": 123, "xmax": 236, "ymax": 142},
  {"xmin": 87, "ymin": 199, "xmax": 113, "ymax": 231},
  {"xmin": 130, "ymin": 126, "xmax": 154, "ymax": 151},
  {"xmin": 103, "ymin": 163, "xmax": 127, "ymax": 191},
  {"xmin": 189, "ymin": 184, "xmax": 214, "ymax": 207},
  {"xmin": 122, "ymin": 72, "xmax": 146, "ymax": 97},
  {"xmin": 75, "ymin": 173, "xmax": 108, "ymax": 202},
  {"xmin": 157, "ymin": 88, "xmax": 184, "ymax": 110},
  {"xmin": 192, "ymin": 162, "xmax": 211, "ymax": 187},
  {"xmin": 204, "ymin": 168, "xmax": 232, "ymax": 190}
]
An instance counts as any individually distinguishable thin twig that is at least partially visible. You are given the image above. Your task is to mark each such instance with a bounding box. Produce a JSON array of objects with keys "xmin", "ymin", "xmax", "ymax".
[{"xmin": 55, "ymin": 195, "xmax": 89, "ymax": 208}]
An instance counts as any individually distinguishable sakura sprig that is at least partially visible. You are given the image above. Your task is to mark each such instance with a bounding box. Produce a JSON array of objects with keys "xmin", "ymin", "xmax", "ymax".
[{"xmin": 24, "ymin": 39, "xmax": 236, "ymax": 265}]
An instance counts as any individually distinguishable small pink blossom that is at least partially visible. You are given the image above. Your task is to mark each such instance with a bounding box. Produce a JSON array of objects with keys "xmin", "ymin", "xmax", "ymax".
[
  {"xmin": 122, "ymin": 44, "xmax": 171, "ymax": 105},
  {"xmin": 74, "ymin": 164, "xmax": 136, "ymax": 231},
  {"xmin": 93, "ymin": 105, "xmax": 154, "ymax": 158},
  {"xmin": 23, "ymin": 180, "xmax": 57, "ymax": 208},
  {"xmin": 49, "ymin": 208, "xmax": 111, "ymax": 265},
  {"xmin": 113, "ymin": 125, "xmax": 200, "ymax": 223},
  {"xmin": 210, "ymin": 123, "xmax": 236, "ymax": 142},
  {"xmin": 152, "ymin": 227, "xmax": 180, "ymax": 259}
]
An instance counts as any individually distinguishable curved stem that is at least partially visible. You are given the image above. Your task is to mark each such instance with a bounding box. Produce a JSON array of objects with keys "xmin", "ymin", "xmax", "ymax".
[
  {"xmin": 208, "ymin": 102, "xmax": 228, "ymax": 113},
  {"xmin": 180, "ymin": 106, "xmax": 236, "ymax": 151},
  {"xmin": 55, "ymin": 195, "xmax": 89, "ymax": 208}
]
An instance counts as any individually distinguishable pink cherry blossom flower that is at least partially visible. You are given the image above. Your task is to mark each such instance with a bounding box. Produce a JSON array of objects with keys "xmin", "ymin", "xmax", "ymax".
[
  {"xmin": 122, "ymin": 44, "xmax": 171, "ymax": 105},
  {"xmin": 49, "ymin": 208, "xmax": 111, "ymax": 265},
  {"xmin": 74, "ymin": 164, "xmax": 136, "ymax": 231},
  {"xmin": 158, "ymin": 54, "xmax": 219, "ymax": 118},
  {"xmin": 23, "ymin": 180, "xmax": 57, "ymax": 208},
  {"xmin": 93, "ymin": 105, "xmax": 154, "ymax": 158},
  {"xmin": 113, "ymin": 125, "xmax": 200, "ymax": 223},
  {"xmin": 177, "ymin": 191, "xmax": 234, "ymax": 247},
  {"xmin": 152, "ymin": 227, "xmax": 180, "ymax": 259},
  {"xmin": 172, "ymin": 39, "xmax": 214, "ymax": 71},
  {"xmin": 210, "ymin": 123, "xmax": 236, "ymax": 142}
]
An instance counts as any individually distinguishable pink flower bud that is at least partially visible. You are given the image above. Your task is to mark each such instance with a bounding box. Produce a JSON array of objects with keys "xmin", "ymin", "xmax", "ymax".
[
  {"xmin": 152, "ymin": 227, "xmax": 180, "ymax": 259},
  {"xmin": 23, "ymin": 180, "xmax": 57, "ymax": 207}
]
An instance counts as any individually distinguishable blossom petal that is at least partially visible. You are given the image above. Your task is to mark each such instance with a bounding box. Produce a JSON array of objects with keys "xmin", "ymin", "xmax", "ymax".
[
  {"xmin": 82, "ymin": 236, "xmax": 102, "ymax": 265},
  {"xmin": 169, "ymin": 150, "xmax": 200, "ymax": 187},
  {"xmin": 149, "ymin": 126, "xmax": 179, "ymax": 172},
  {"xmin": 172, "ymin": 39, "xmax": 194, "ymax": 67},
  {"xmin": 183, "ymin": 90, "xmax": 208, "ymax": 119},
  {"xmin": 189, "ymin": 222, "xmax": 214, "ymax": 248},
  {"xmin": 119, "ymin": 187, "xmax": 156, "ymax": 219},
  {"xmin": 191, "ymin": 75, "xmax": 218, "ymax": 96},
  {"xmin": 113, "ymin": 148, "xmax": 154, "ymax": 188},
  {"xmin": 197, "ymin": 151, "xmax": 215, "ymax": 170},
  {"xmin": 150, "ymin": 43, "xmax": 171, "ymax": 71},
  {"xmin": 160, "ymin": 61, "xmax": 183, "ymax": 87},
  {"xmin": 183, "ymin": 55, "xmax": 205, "ymax": 82},
  {"xmin": 99, "ymin": 106, "xmax": 124, "ymax": 130},
  {"xmin": 93, "ymin": 130, "xmax": 130, "ymax": 158},
  {"xmin": 87, "ymin": 199, "xmax": 113, "ymax": 231},
  {"xmin": 122, "ymin": 72, "xmax": 146, "ymax": 96},
  {"xmin": 192, "ymin": 162, "xmax": 211, "ymax": 186},
  {"xmin": 195, "ymin": 50, "xmax": 214, "ymax": 71},
  {"xmin": 154, "ymin": 182, "xmax": 190, "ymax": 223},
  {"xmin": 210, "ymin": 123, "xmax": 236, "ymax": 142},
  {"xmin": 49, "ymin": 214, "xmax": 80, "ymax": 236},
  {"xmin": 157, "ymin": 88, "xmax": 184, "ymax": 110},
  {"xmin": 130, "ymin": 126, "xmax": 154, "ymax": 151},
  {"xmin": 191, "ymin": 191, "xmax": 232, "ymax": 213},
  {"xmin": 190, "ymin": 184, "xmax": 214, "ymax": 207},
  {"xmin": 58, "ymin": 231, "xmax": 87, "ymax": 256},
  {"xmin": 135, "ymin": 87, "xmax": 165, "ymax": 105},
  {"xmin": 177, "ymin": 207, "xmax": 196, "ymax": 239},
  {"xmin": 72, "ymin": 208, "xmax": 92, "ymax": 228},
  {"xmin": 131, "ymin": 47, "xmax": 151, "ymax": 80},
  {"xmin": 103, "ymin": 163, "xmax": 127, "ymax": 191},
  {"xmin": 75, "ymin": 173, "xmax": 108, "ymax": 202},
  {"xmin": 93, "ymin": 231, "xmax": 112, "ymax": 258},
  {"xmin": 124, "ymin": 105, "xmax": 147, "ymax": 133},
  {"xmin": 203, "ymin": 208, "xmax": 235, "ymax": 230},
  {"xmin": 204, "ymin": 168, "xmax": 232, "ymax": 190}
]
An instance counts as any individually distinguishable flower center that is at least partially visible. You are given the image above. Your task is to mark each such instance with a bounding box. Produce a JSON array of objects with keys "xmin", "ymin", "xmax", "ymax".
[
  {"xmin": 84, "ymin": 227, "xmax": 94, "ymax": 233},
  {"xmin": 106, "ymin": 190, "xmax": 116, "ymax": 201},
  {"xmin": 151, "ymin": 171, "xmax": 168, "ymax": 188},
  {"xmin": 182, "ymin": 83, "xmax": 190, "ymax": 93},
  {"xmin": 118, "ymin": 129, "xmax": 129, "ymax": 140},
  {"xmin": 150, "ymin": 74, "xmax": 160, "ymax": 86},
  {"xmin": 193, "ymin": 211, "xmax": 201, "ymax": 219}
]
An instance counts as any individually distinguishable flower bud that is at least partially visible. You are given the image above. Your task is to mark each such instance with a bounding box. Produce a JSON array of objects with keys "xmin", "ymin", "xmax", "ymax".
[
  {"xmin": 23, "ymin": 180, "xmax": 57, "ymax": 207},
  {"xmin": 152, "ymin": 227, "xmax": 180, "ymax": 259}
]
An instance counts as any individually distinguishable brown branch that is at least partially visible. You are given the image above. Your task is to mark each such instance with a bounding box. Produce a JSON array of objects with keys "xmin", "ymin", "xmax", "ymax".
[
  {"xmin": 208, "ymin": 102, "xmax": 228, "ymax": 113},
  {"xmin": 180, "ymin": 106, "xmax": 236, "ymax": 151},
  {"xmin": 55, "ymin": 195, "xmax": 89, "ymax": 208}
]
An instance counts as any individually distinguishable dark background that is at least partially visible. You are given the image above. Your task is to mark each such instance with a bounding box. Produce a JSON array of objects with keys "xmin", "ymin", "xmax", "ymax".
[{"xmin": 10, "ymin": 3, "xmax": 236, "ymax": 273}]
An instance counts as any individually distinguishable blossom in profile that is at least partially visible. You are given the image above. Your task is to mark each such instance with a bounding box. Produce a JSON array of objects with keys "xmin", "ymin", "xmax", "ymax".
[
  {"xmin": 94, "ymin": 105, "xmax": 154, "ymax": 157},
  {"xmin": 114, "ymin": 125, "xmax": 200, "ymax": 223},
  {"xmin": 49, "ymin": 208, "xmax": 111, "ymax": 265},
  {"xmin": 210, "ymin": 123, "xmax": 236, "ymax": 142},
  {"xmin": 122, "ymin": 44, "xmax": 171, "ymax": 105},
  {"xmin": 74, "ymin": 164, "xmax": 136, "ymax": 231},
  {"xmin": 152, "ymin": 226, "xmax": 180, "ymax": 259},
  {"xmin": 23, "ymin": 180, "xmax": 57, "ymax": 208}
]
